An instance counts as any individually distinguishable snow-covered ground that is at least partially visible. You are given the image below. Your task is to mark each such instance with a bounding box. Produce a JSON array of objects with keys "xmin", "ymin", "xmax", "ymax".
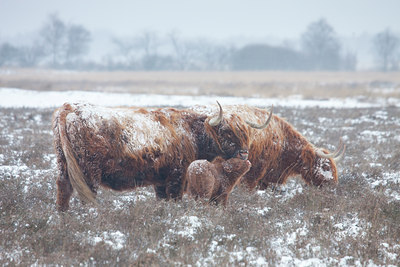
[
  {"xmin": 1, "ymin": 87, "xmax": 399, "ymax": 266},
  {"xmin": 1, "ymin": 87, "xmax": 399, "ymax": 109}
]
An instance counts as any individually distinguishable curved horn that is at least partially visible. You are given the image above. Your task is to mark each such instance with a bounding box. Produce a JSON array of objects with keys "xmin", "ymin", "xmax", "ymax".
[
  {"xmin": 246, "ymin": 105, "xmax": 274, "ymax": 130},
  {"xmin": 333, "ymin": 142, "xmax": 346, "ymax": 161},
  {"xmin": 208, "ymin": 101, "xmax": 223, "ymax": 127},
  {"xmin": 316, "ymin": 138, "xmax": 346, "ymax": 161}
]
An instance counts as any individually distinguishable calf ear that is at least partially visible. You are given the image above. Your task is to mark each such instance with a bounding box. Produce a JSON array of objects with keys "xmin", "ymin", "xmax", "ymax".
[{"xmin": 222, "ymin": 161, "xmax": 233, "ymax": 173}]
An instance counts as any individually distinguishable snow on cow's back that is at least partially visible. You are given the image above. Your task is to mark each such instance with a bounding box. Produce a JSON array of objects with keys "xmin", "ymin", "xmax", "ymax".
[
  {"xmin": 65, "ymin": 102, "xmax": 178, "ymax": 154},
  {"xmin": 190, "ymin": 104, "xmax": 270, "ymax": 124},
  {"xmin": 187, "ymin": 159, "xmax": 209, "ymax": 176},
  {"xmin": 190, "ymin": 104, "xmax": 279, "ymax": 141}
]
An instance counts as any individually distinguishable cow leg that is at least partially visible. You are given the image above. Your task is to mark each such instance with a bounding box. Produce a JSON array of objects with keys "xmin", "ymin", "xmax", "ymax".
[
  {"xmin": 154, "ymin": 185, "xmax": 168, "ymax": 200},
  {"xmin": 56, "ymin": 161, "xmax": 73, "ymax": 212},
  {"xmin": 214, "ymin": 193, "xmax": 229, "ymax": 206},
  {"xmin": 165, "ymin": 171, "xmax": 185, "ymax": 200},
  {"xmin": 154, "ymin": 165, "xmax": 186, "ymax": 201},
  {"xmin": 165, "ymin": 177, "xmax": 184, "ymax": 200},
  {"xmin": 242, "ymin": 166, "xmax": 266, "ymax": 190},
  {"xmin": 258, "ymin": 180, "xmax": 270, "ymax": 190}
]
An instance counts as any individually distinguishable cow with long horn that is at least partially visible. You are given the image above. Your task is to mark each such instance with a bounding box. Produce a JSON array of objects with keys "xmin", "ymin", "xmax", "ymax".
[
  {"xmin": 191, "ymin": 105, "xmax": 345, "ymax": 189},
  {"xmin": 52, "ymin": 101, "xmax": 272, "ymax": 211}
]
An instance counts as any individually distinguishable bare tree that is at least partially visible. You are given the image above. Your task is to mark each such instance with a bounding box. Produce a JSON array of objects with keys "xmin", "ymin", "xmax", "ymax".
[
  {"xmin": 372, "ymin": 28, "xmax": 400, "ymax": 71},
  {"xmin": 40, "ymin": 13, "xmax": 67, "ymax": 66},
  {"xmin": 168, "ymin": 32, "xmax": 233, "ymax": 70},
  {"xmin": 341, "ymin": 51, "xmax": 357, "ymax": 71},
  {"xmin": 168, "ymin": 31, "xmax": 208, "ymax": 70},
  {"xmin": 39, "ymin": 13, "xmax": 92, "ymax": 68},
  {"xmin": 301, "ymin": 18, "xmax": 341, "ymax": 70},
  {"xmin": 18, "ymin": 42, "xmax": 46, "ymax": 67},
  {"xmin": 133, "ymin": 31, "xmax": 159, "ymax": 58},
  {"xmin": 133, "ymin": 31, "xmax": 161, "ymax": 70},
  {"xmin": 65, "ymin": 24, "xmax": 91, "ymax": 65},
  {"xmin": 111, "ymin": 37, "xmax": 137, "ymax": 68},
  {"xmin": 0, "ymin": 43, "xmax": 19, "ymax": 66},
  {"xmin": 168, "ymin": 31, "xmax": 191, "ymax": 70},
  {"xmin": 112, "ymin": 31, "xmax": 161, "ymax": 70},
  {"xmin": 191, "ymin": 39, "xmax": 233, "ymax": 70}
]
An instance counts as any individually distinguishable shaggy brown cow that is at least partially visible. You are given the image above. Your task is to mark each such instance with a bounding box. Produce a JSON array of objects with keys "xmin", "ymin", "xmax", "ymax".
[
  {"xmin": 52, "ymin": 102, "xmax": 272, "ymax": 211},
  {"xmin": 190, "ymin": 105, "xmax": 345, "ymax": 189},
  {"xmin": 186, "ymin": 151, "xmax": 251, "ymax": 205}
]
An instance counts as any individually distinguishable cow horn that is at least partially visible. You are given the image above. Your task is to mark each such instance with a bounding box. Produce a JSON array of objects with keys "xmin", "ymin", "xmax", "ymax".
[
  {"xmin": 316, "ymin": 138, "xmax": 346, "ymax": 161},
  {"xmin": 246, "ymin": 105, "xmax": 274, "ymax": 130},
  {"xmin": 333, "ymin": 140, "xmax": 346, "ymax": 161},
  {"xmin": 208, "ymin": 101, "xmax": 223, "ymax": 127}
]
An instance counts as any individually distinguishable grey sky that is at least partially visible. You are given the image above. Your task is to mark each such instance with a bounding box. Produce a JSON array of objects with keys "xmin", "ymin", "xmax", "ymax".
[{"xmin": 1, "ymin": 0, "xmax": 399, "ymax": 40}]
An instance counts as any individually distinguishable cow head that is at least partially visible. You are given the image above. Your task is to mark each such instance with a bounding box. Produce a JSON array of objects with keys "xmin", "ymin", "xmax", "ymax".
[
  {"xmin": 300, "ymin": 139, "xmax": 345, "ymax": 186},
  {"xmin": 222, "ymin": 157, "xmax": 252, "ymax": 178},
  {"xmin": 205, "ymin": 102, "xmax": 273, "ymax": 159}
]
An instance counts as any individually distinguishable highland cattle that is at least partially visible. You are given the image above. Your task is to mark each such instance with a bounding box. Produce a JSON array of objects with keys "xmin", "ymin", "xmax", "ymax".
[
  {"xmin": 190, "ymin": 105, "xmax": 345, "ymax": 190},
  {"xmin": 52, "ymin": 102, "xmax": 272, "ymax": 211}
]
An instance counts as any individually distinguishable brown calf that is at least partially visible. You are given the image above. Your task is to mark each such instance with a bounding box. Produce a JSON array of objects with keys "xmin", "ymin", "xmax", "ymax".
[{"xmin": 186, "ymin": 152, "xmax": 251, "ymax": 206}]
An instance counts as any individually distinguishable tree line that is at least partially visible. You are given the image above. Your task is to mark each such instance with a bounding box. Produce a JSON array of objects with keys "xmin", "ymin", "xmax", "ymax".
[{"xmin": 0, "ymin": 14, "xmax": 399, "ymax": 71}]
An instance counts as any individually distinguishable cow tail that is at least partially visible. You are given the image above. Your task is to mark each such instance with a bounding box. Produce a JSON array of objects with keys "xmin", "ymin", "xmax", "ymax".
[{"xmin": 58, "ymin": 103, "xmax": 98, "ymax": 205}]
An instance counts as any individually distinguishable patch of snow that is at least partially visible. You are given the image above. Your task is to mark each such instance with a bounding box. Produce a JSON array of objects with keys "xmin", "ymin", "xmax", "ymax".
[
  {"xmin": 0, "ymin": 165, "xmax": 30, "ymax": 176},
  {"xmin": 256, "ymin": 190, "xmax": 266, "ymax": 196},
  {"xmin": 64, "ymin": 102, "xmax": 188, "ymax": 154},
  {"xmin": 360, "ymin": 130, "xmax": 390, "ymax": 143},
  {"xmin": 374, "ymin": 110, "xmax": 388, "ymax": 120},
  {"xmin": 1, "ymin": 87, "xmax": 397, "ymax": 109},
  {"xmin": 379, "ymin": 243, "xmax": 400, "ymax": 263},
  {"xmin": 369, "ymin": 162, "xmax": 383, "ymax": 168},
  {"xmin": 338, "ymin": 256, "xmax": 362, "ymax": 266},
  {"xmin": 187, "ymin": 160, "xmax": 210, "ymax": 179},
  {"xmin": 368, "ymin": 87, "xmax": 398, "ymax": 95},
  {"xmin": 88, "ymin": 230, "xmax": 126, "ymax": 250},
  {"xmin": 172, "ymin": 215, "xmax": 203, "ymax": 240},
  {"xmin": 279, "ymin": 180, "xmax": 304, "ymax": 201},
  {"xmin": 334, "ymin": 213, "xmax": 366, "ymax": 239},
  {"xmin": 227, "ymin": 246, "xmax": 269, "ymax": 266},
  {"xmin": 369, "ymin": 172, "xmax": 400, "ymax": 201},
  {"xmin": 257, "ymin": 206, "xmax": 271, "ymax": 216}
]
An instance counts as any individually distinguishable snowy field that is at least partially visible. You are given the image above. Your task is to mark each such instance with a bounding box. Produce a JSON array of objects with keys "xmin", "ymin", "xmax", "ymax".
[
  {"xmin": 1, "ymin": 87, "xmax": 400, "ymax": 266},
  {"xmin": 1, "ymin": 87, "xmax": 399, "ymax": 109}
]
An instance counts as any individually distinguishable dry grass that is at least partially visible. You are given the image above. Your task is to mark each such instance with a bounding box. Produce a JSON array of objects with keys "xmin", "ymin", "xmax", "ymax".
[
  {"xmin": 1, "ymin": 103, "xmax": 399, "ymax": 265},
  {"xmin": 1, "ymin": 68, "xmax": 400, "ymax": 99}
]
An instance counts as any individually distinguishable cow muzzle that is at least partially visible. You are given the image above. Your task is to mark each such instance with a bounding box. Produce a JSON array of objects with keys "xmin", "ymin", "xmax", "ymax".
[{"xmin": 234, "ymin": 149, "xmax": 249, "ymax": 160}]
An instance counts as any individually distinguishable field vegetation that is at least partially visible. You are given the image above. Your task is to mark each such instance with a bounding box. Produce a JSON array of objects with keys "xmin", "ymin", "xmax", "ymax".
[{"xmin": 0, "ymin": 70, "xmax": 399, "ymax": 265}]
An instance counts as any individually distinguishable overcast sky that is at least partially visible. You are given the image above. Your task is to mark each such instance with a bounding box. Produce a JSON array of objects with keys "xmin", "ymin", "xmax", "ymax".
[{"xmin": 1, "ymin": 0, "xmax": 399, "ymax": 40}]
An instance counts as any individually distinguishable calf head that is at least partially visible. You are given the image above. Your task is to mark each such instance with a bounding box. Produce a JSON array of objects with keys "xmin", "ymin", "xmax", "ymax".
[{"xmin": 222, "ymin": 157, "xmax": 252, "ymax": 183}]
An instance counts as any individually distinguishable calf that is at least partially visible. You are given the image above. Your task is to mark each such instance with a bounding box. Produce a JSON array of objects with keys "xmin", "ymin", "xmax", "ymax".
[{"xmin": 186, "ymin": 151, "xmax": 251, "ymax": 206}]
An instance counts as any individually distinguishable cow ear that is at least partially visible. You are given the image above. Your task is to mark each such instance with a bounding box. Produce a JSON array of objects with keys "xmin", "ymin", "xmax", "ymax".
[{"xmin": 222, "ymin": 161, "xmax": 233, "ymax": 173}]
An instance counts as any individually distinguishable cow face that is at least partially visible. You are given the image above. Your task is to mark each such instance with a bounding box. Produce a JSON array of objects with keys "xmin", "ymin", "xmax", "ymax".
[
  {"xmin": 310, "ymin": 156, "xmax": 338, "ymax": 186},
  {"xmin": 210, "ymin": 121, "xmax": 250, "ymax": 158},
  {"xmin": 301, "ymin": 147, "xmax": 339, "ymax": 186},
  {"xmin": 206, "ymin": 118, "xmax": 250, "ymax": 159},
  {"xmin": 205, "ymin": 102, "xmax": 250, "ymax": 159},
  {"xmin": 205, "ymin": 102, "xmax": 274, "ymax": 160}
]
